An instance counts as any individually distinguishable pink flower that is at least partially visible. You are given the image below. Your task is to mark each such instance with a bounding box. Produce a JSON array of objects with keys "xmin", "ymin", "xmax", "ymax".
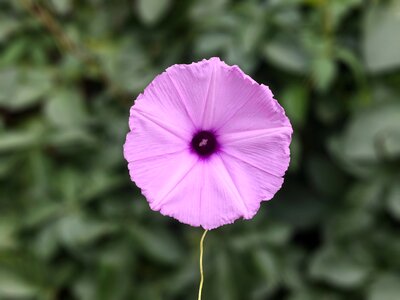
[{"xmin": 124, "ymin": 58, "xmax": 292, "ymax": 230}]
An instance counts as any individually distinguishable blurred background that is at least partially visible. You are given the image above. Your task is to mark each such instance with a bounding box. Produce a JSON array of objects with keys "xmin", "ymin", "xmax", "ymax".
[{"xmin": 1, "ymin": 0, "xmax": 400, "ymax": 299}]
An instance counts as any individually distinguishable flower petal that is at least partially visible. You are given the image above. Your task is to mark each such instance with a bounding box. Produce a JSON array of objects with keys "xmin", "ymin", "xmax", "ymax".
[
  {"xmin": 131, "ymin": 69, "xmax": 200, "ymax": 136},
  {"xmin": 217, "ymin": 127, "xmax": 292, "ymax": 215},
  {"xmin": 218, "ymin": 84, "xmax": 289, "ymax": 134},
  {"xmin": 202, "ymin": 62, "xmax": 289, "ymax": 133},
  {"xmin": 124, "ymin": 106, "xmax": 191, "ymax": 162},
  {"xmin": 165, "ymin": 58, "xmax": 221, "ymax": 129},
  {"xmin": 219, "ymin": 127, "xmax": 292, "ymax": 178},
  {"xmin": 137, "ymin": 58, "xmax": 287, "ymax": 134},
  {"xmin": 145, "ymin": 155, "xmax": 254, "ymax": 229},
  {"xmin": 128, "ymin": 150, "xmax": 199, "ymax": 210}
]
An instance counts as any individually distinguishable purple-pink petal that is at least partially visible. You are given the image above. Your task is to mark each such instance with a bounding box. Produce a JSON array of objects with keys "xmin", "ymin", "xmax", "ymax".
[{"xmin": 123, "ymin": 57, "xmax": 292, "ymax": 229}]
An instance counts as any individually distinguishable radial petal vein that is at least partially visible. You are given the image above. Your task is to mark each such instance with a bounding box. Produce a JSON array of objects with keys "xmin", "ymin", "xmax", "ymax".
[
  {"xmin": 216, "ymin": 155, "xmax": 249, "ymax": 216},
  {"xmin": 220, "ymin": 127, "xmax": 292, "ymax": 144},
  {"xmin": 220, "ymin": 150, "xmax": 281, "ymax": 178},
  {"xmin": 127, "ymin": 148, "xmax": 188, "ymax": 163},
  {"xmin": 152, "ymin": 158, "xmax": 198, "ymax": 209},
  {"xmin": 134, "ymin": 109, "xmax": 189, "ymax": 141},
  {"xmin": 214, "ymin": 88, "xmax": 259, "ymax": 132},
  {"xmin": 201, "ymin": 62, "xmax": 216, "ymax": 125},
  {"xmin": 166, "ymin": 72, "xmax": 197, "ymax": 127}
]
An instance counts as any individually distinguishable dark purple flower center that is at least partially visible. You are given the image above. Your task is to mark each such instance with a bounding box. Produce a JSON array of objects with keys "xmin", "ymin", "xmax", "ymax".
[{"xmin": 191, "ymin": 131, "xmax": 218, "ymax": 157}]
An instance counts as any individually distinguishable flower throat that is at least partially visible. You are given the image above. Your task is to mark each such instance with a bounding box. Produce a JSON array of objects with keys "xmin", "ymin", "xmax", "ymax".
[{"xmin": 191, "ymin": 131, "xmax": 218, "ymax": 157}]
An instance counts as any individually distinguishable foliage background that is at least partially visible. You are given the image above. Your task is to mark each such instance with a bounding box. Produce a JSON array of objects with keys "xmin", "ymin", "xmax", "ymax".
[{"xmin": 1, "ymin": 0, "xmax": 400, "ymax": 299}]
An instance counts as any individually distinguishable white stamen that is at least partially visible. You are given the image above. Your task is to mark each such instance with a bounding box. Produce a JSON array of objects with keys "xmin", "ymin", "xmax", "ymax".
[{"xmin": 199, "ymin": 138, "xmax": 208, "ymax": 147}]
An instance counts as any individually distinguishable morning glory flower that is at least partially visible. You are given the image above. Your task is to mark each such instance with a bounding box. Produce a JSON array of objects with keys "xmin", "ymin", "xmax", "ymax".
[{"xmin": 124, "ymin": 57, "xmax": 292, "ymax": 229}]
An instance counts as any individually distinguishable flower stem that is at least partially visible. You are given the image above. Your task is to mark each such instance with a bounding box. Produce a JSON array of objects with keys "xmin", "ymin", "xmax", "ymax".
[{"xmin": 198, "ymin": 229, "xmax": 208, "ymax": 300}]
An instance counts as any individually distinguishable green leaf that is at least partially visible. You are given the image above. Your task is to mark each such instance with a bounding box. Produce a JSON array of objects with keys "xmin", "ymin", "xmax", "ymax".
[
  {"xmin": 0, "ymin": 270, "xmax": 38, "ymax": 298},
  {"xmin": 161, "ymin": 260, "xmax": 196, "ymax": 297},
  {"xmin": 252, "ymin": 249, "xmax": 280, "ymax": 296},
  {"xmin": 57, "ymin": 168, "xmax": 81, "ymax": 203},
  {"xmin": 268, "ymin": 183, "xmax": 326, "ymax": 228},
  {"xmin": 0, "ymin": 220, "xmax": 17, "ymax": 250},
  {"xmin": 328, "ymin": 0, "xmax": 363, "ymax": 29},
  {"xmin": 22, "ymin": 202, "xmax": 62, "ymax": 228},
  {"xmin": 280, "ymin": 84, "xmax": 309, "ymax": 128},
  {"xmin": 306, "ymin": 155, "xmax": 346, "ymax": 197},
  {"xmin": 0, "ymin": 15, "xmax": 19, "ymax": 42},
  {"xmin": 97, "ymin": 41, "xmax": 154, "ymax": 93},
  {"xmin": 263, "ymin": 36, "xmax": 310, "ymax": 74},
  {"xmin": 335, "ymin": 46, "xmax": 366, "ymax": 86},
  {"xmin": 315, "ymin": 96, "xmax": 343, "ymax": 124},
  {"xmin": 137, "ymin": 0, "xmax": 171, "ymax": 25},
  {"xmin": 0, "ymin": 155, "xmax": 17, "ymax": 177},
  {"xmin": 280, "ymin": 250, "xmax": 305, "ymax": 291},
  {"xmin": 73, "ymin": 276, "xmax": 97, "ymax": 300},
  {"xmin": 57, "ymin": 214, "xmax": 116, "ymax": 249},
  {"xmin": 45, "ymin": 89, "xmax": 88, "ymax": 129},
  {"xmin": 363, "ymin": 1, "xmax": 400, "ymax": 73},
  {"xmin": 311, "ymin": 56, "xmax": 337, "ymax": 92},
  {"xmin": 368, "ymin": 274, "xmax": 400, "ymax": 300},
  {"xmin": 288, "ymin": 132, "xmax": 301, "ymax": 173},
  {"xmin": 215, "ymin": 249, "xmax": 237, "ymax": 300},
  {"xmin": 46, "ymin": 129, "xmax": 95, "ymax": 148},
  {"xmin": 342, "ymin": 102, "xmax": 400, "ymax": 162},
  {"xmin": 310, "ymin": 246, "xmax": 371, "ymax": 288},
  {"xmin": 50, "ymin": 0, "xmax": 72, "ymax": 14},
  {"xmin": 326, "ymin": 209, "xmax": 373, "ymax": 239},
  {"xmin": 195, "ymin": 33, "xmax": 231, "ymax": 56},
  {"xmin": 231, "ymin": 223, "xmax": 292, "ymax": 251},
  {"xmin": 288, "ymin": 288, "xmax": 342, "ymax": 300},
  {"xmin": 33, "ymin": 225, "xmax": 59, "ymax": 260},
  {"xmin": 0, "ymin": 129, "xmax": 42, "ymax": 153},
  {"xmin": 129, "ymin": 226, "xmax": 182, "ymax": 264},
  {"xmin": 0, "ymin": 68, "xmax": 52, "ymax": 110},
  {"xmin": 80, "ymin": 172, "xmax": 124, "ymax": 204},
  {"xmin": 386, "ymin": 184, "xmax": 400, "ymax": 221}
]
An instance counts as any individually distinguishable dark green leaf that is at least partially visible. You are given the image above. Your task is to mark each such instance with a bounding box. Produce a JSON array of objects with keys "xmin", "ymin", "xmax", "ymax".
[
  {"xmin": 364, "ymin": 1, "xmax": 400, "ymax": 73},
  {"xmin": 368, "ymin": 274, "xmax": 400, "ymax": 300},
  {"xmin": 137, "ymin": 0, "xmax": 171, "ymax": 25},
  {"xmin": 263, "ymin": 37, "xmax": 310, "ymax": 74},
  {"xmin": 310, "ymin": 246, "xmax": 372, "ymax": 288}
]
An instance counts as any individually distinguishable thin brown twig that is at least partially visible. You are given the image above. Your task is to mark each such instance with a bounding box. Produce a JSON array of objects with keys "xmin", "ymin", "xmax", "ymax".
[
  {"xmin": 19, "ymin": 0, "xmax": 77, "ymax": 55},
  {"xmin": 19, "ymin": 0, "xmax": 131, "ymax": 103}
]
